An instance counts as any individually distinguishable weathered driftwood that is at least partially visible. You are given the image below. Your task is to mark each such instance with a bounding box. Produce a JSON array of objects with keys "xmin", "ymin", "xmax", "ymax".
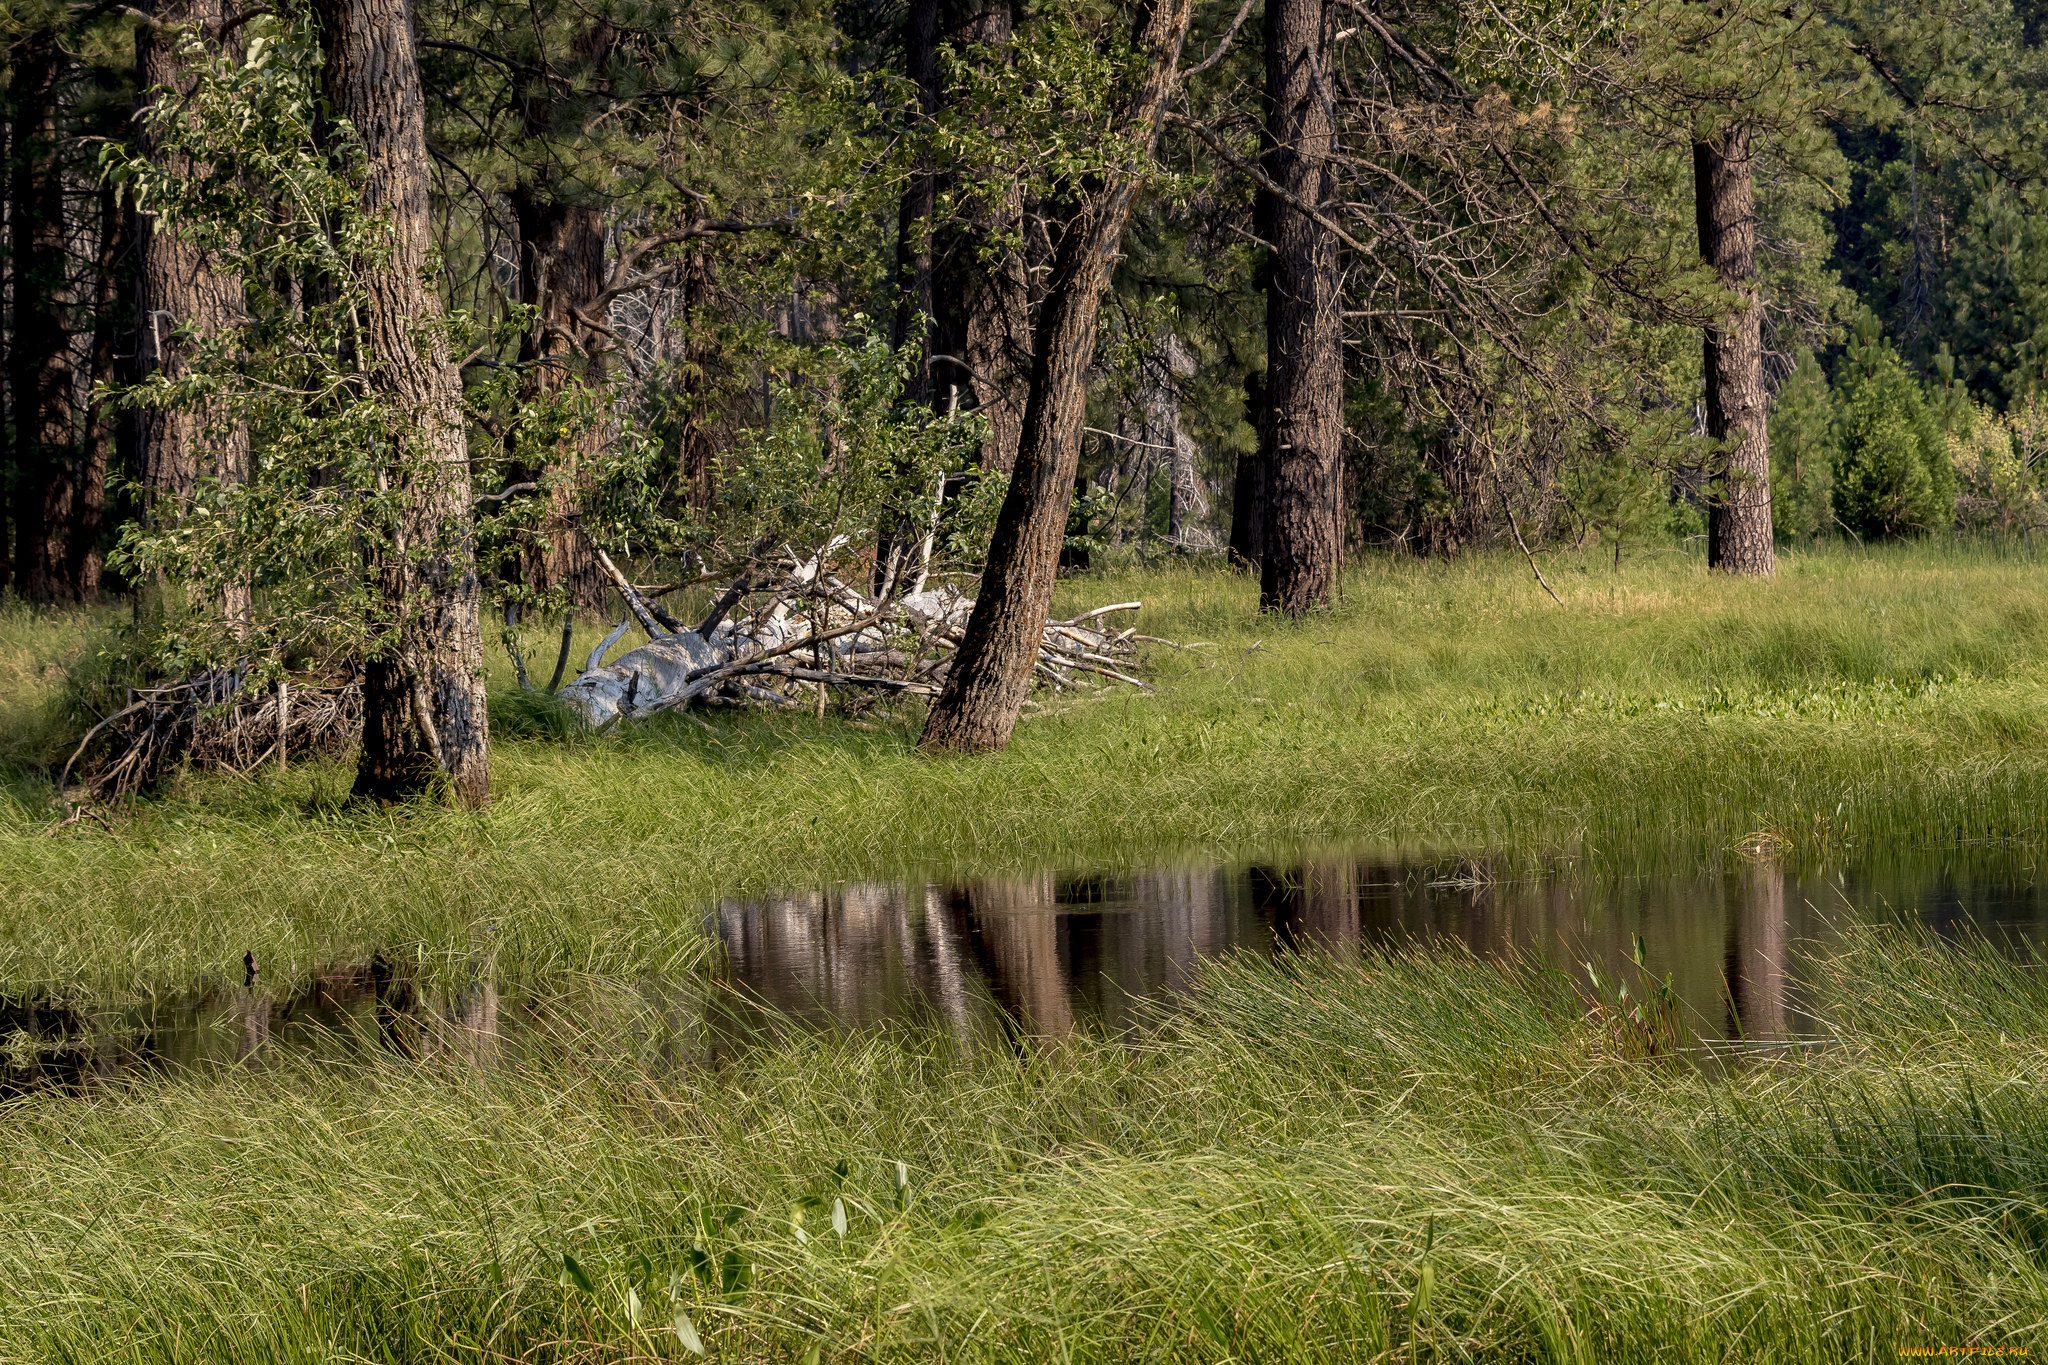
[{"xmin": 554, "ymin": 567, "xmax": 1158, "ymax": 728}]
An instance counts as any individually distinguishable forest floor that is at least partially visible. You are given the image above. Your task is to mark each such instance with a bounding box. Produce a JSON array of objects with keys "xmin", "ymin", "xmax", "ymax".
[
  {"xmin": 3, "ymin": 541, "xmax": 2047, "ymax": 1360},
  {"xmin": 2, "ymin": 539, "xmax": 2045, "ymax": 996}
]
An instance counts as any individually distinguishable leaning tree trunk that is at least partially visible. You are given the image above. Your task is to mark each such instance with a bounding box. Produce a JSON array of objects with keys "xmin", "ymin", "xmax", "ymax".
[
  {"xmin": 1695, "ymin": 126, "xmax": 1773, "ymax": 576},
  {"xmin": 509, "ymin": 188, "xmax": 608, "ymax": 615},
  {"xmin": 919, "ymin": 0, "xmax": 1197, "ymax": 755},
  {"xmin": 1258, "ymin": 0, "xmax": 1342, "ymax": 615},
  {"xmin": 316, "ymin": 0, "xmax": 490, "ymax": 805},
  {"xmin": 9, "ymin": 29, "xmax": 75, "ymax": 603},
  {"xmin": 136, "ymin": 0, "xmax": 254, "ymax": 618}
]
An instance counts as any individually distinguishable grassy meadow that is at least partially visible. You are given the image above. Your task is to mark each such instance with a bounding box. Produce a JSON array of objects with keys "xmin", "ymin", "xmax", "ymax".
[
  {"xmin": 1, "ymin": 927, "xmax": 2044, "ymax": 1361},
  {"xmin": 3, "ymin": 540, "xmax": 2048, "ymax": 1360},
  {"xmin": 2, "ymin": 539, "xmax": 2046, "ymax": 998}
]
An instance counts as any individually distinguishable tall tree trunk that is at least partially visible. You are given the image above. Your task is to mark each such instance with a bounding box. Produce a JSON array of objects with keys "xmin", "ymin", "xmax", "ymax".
[
  {"xmin": 9, "ymin": 30, "xmax": 75, "ymax": 603},
  {"xmin": 316, "ymin": 0, "xmax": 490, "ymax": 805},
  {"xmin": 1258, "ymin": 0, "xmax": 1342, "ymax": 615},
  {"xmin": 0, "ymin": 108, "xmax": 9, "ymax": 594},
  {"xmin": 919, "ymin": 0, "xmax": 1197, "ymax": 755},
  {"xmin": 1694, "ymin": 126, "xmax": 1773, "ymax": 576},
  {"xmin": 509, "ymin": 189, "xmax": 608, "ymax": 615},
  {"xmin": 136, "ymin": 0, "xmax": 254, "ymax": 619},
  {"xmin": 875, "ymin": 0, "xmax": 943, "ymax": 593},
  {"xmin": 73, "ymin": 182, "xmax": 127, "ymax": 602},
  {"xmin": 674, "ymin": 244, "xmax": 724, "ymax": 510},
  {"xmin": 505, "ymin": 21, "xmax": 615, "ymax": 616},
  {"xmin": 135, "ymin": 0, "xmax": 248, "ymax": 510}
]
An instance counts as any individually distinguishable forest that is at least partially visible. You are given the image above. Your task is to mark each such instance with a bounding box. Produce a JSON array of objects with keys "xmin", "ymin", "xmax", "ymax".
[{"xmin": 3, "ymin": 0, "xmax": 2048, "ymax": 1356}]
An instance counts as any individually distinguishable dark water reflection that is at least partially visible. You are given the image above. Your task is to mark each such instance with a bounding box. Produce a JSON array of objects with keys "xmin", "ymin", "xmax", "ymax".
[
  {"xmin": 7, "ymin": 851, "xmax": 2045, "ymax": 1092},
  {"xmin": 711, "ymin": 855, "xmax": 2048, "ymax": 1045}
]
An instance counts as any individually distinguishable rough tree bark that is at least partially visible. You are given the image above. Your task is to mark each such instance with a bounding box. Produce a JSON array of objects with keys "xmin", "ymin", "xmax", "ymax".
[
  {"xmin": 1258, "ymin": 0, "xmax": 1343, "ymax": 614},
  {"xmin": 509, "ymin": 187, "xmax": 609, "ymax": 615},
  {"xmin": 673, "ymin": 244, "xmax": 724, "ymax": 510},
  {"xmin": 505, "ymin": 21, "xmax": 615, "ymax": 615},
  {"xmin": 315, "ymin": 0, "xmax": 490, "ymax": 805},
  {"xmin": 874, "ymin": 0, "xmax": 944, "ymax": 595},
  {"xmin": 919, "ymin": 0, "xmax": 1197, "ymax": 754},
  {"xmin": 135, "ymin": 0, "xmax": 253, "ymax": 530},
  {"xmin": 8, "ymin": 29, "xmax": 75, "ymax": 603},
  {"xmin": 1694, "ymin": 126, "xmax": 1774, "ymax": 576}
]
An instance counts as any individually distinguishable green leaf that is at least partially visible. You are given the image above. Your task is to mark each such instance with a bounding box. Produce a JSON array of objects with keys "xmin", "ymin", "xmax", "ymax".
[
  {"xmin": 831, "ymin": 1198, "xmax": 848, "ymax": 1237},
  {"xmin": 625, "ymin": 1285, "xmax": 642, "ymax": 1328},
  {"xmin": 561, "ymin": 1251, "xmax": 594, "ymax": 1295},
  {"xmin": 674, "ymin": 1309, "xmax": 705, "ymax": 1355}
]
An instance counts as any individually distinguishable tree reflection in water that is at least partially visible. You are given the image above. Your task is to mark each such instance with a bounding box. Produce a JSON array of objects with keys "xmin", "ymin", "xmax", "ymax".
[{"xmin": 9, "ymin": 853, "xmax": 2047, "ymax": 1090}]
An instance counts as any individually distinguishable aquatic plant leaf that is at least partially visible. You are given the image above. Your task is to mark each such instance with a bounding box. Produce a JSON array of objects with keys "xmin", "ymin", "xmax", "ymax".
[{"xmin": 674, "ymin": 1308, "xmax": 705, "ymax": 1355}]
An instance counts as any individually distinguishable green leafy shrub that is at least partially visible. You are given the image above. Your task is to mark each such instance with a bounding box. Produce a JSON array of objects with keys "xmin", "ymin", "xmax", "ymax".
[
  {"xmin": 1951, "ymin": 394, "xmax": 2048, "ymax": 536},
  {"xmin": 1831, "ymin": 321, "xmax": 1956, "ymax": 538}
]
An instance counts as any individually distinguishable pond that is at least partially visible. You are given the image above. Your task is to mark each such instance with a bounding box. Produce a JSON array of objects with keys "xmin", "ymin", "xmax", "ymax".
[{"xmin": 7, "ymin": 846, "xmax": 2044, "ymax": 1092}]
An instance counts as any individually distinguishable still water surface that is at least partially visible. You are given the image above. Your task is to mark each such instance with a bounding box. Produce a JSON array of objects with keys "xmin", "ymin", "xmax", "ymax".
[
  {"xmin": 710, "ymin": 853, "xmax": 2048, "ymax": 1043},
  {"xmin": 7, "ymin": 848, "xmax": 2045, "ymax": 1091}
]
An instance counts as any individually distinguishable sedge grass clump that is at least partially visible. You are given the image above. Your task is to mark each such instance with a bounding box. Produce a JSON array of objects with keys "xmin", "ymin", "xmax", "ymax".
[{"xmin": 2, "ymin": 931, "xmax": 2046, "ymax": 1362}]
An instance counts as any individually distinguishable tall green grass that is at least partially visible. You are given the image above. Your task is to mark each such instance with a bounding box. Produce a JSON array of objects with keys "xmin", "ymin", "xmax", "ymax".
[
  {"xmin": 3, "ymin": 541, "xmax": 2047, "ymax": 998},
  {"xmin": 2, "ymin": 927, "xmax": 2042, "ymax": 1361}
]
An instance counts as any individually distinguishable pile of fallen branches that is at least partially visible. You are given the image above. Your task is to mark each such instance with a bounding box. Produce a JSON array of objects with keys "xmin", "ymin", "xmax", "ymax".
[
  {"xmin": 52, "ymin": 547, "xmax": 1177, "ymax": 806},
  {"xmin": 552, "ymin": 545, "xmax": 1177, "ymax": 726},
  {"xmin": 61, "ymin": 668, "xmax": 361, "ymax": 804}
]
